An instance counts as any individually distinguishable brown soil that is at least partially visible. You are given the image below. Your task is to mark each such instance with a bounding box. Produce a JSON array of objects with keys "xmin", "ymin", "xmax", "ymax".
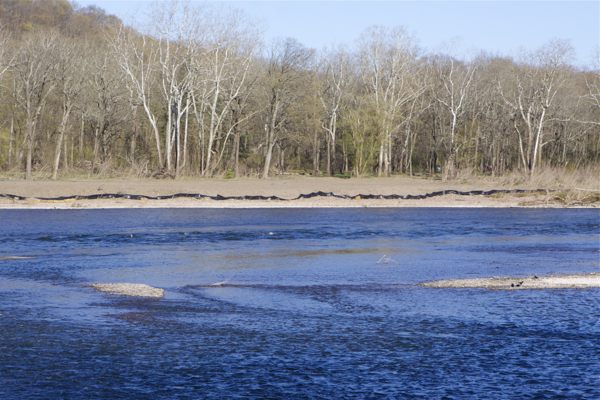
[{"xmin": 0, "ymin": 177, "xmax": 597, "ymax": 208}]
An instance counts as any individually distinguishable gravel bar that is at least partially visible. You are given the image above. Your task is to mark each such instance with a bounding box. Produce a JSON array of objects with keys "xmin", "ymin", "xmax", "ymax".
[
  {"xmin": 421, "ymin": 272, "xmax": 600, "ymax": 290},
  {"xmin": 89, "ymin": 283, "xmax": 165, "ymax": 297}
]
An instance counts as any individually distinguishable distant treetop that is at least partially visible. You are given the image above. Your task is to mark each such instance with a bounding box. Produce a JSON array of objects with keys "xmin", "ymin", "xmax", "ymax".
[{"xmin": 0, "ymin": 0, "xmax": 121, "ymax": 38}]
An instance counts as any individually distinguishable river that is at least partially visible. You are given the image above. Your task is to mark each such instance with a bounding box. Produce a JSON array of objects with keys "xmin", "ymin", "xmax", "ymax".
[{"xmin": 1, "ymin": 208, "xmax": 598, "ymax": 398}]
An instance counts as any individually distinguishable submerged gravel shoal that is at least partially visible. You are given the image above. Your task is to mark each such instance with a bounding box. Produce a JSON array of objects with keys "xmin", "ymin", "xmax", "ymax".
[
  {"xmin": 89, "ymin": 283, "xmax": 164, "ymax": 297},
  {"xmin": 421, "ymin": 272, "xmax": 600, "ymax": 290}
]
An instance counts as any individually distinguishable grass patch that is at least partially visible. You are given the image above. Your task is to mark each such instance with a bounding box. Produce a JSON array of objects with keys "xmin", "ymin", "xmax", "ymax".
[
  {"xmin": 334, "ymin": 173, "xmax": 352, "ymax": 179},
  {"xmin": 486, "ymin": 192, "xmax": 506, "ymax": 199},
  {"xmin": 514, "ymin": 192, "xmax": 538, "ymax": 198},
  {"xmin": 555, "ymin": 191, "xmax": 568, "ymax": 201}
]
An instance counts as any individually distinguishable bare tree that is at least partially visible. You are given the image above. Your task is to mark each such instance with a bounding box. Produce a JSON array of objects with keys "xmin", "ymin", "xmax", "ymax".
[
  {"xmin": 108, "ymin": 22, "xmax": 164, "ymax": 168},
  {"xmin": 498, "ymin": 39, "xmax": 574, "ymax": 176},
  {"xmin": 399, "ymin": 91, "xmax": 431, "ymax": 176},
  {"xmin": 192, "ymin": 4, "xmax": 262, "ymax": 177},
  {"xmin": 579, "ymin": 49, "xmax": 600, "ymax": 126},
  {"xmin": 472, "ymin": 56, "xmax": 515, "ymax": 176},
  {"xmin": 149, "ymin": 0, "xmax": 200, "ymax": 175},
  {"xmin": 431, "ymin": 39, "xmax": 477, "ymax": 180},
  {"xmin": 261, "ymin": 38, "xmax": 314, "ymax": 179},
  {"xmin": 86, "ymin": 50, "xmax": 129, "ymax": 174},
  {"xmin": 11, "ymin": 30, "xmax": 60, "ymax": 179},
  {"xmin": 0, "ymin": 25, "xmax": 14, "ymax": 79},
  {"xmin": 0, "ymin": 26, "xmax": 17, "ymax": 168},
  {"xmin": 357, "ymin": 25, "xmax": 423, "ymax": 177},
  {"xmin": 317, "ymin": 45, "xmax": 353, "ymax": 176},
  {"xmin": 0, "ymin": 9, "xmax": 596, "ymax": 180},
  {"xmin": 341, "ymin": 93, "xmax": 381, "ymax": 177},
  {"xmin": 51, "ymin": 38, "xmax": 88, "ymax": 179}
]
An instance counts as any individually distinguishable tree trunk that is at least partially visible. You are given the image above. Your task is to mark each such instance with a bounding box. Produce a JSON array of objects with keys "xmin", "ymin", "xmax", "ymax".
[
  {"xmin": 342, "ymin": 141, "xmax": 348, "ymax": 173},
  {"xmin": 377, "ymin": 141, "xmax": 384, "ymax": 177},
  {"xmin": 263, "ymin": 141, "xmax": 275, "ymax": 179},
  {"xmin": 331, "ymin": 135, "xmax": 337, "ymax": 176},
  {"xmin": 63, "ymin": 130, "xmax": 68, "ymax": 171},
  {"xmin": 385, "ymin": 134, "xmax": 392, "ymax": 177},
  {"xmin": 326, "ymin": 134, "xmax": 331, "ymax": 176},
  {"xmin": 443, "ymin": 113, "xmax": 458, "ymax": 181},
  {"xmin": 263, "ymin": 93, "xmax": 280, "ymax": 180},
  {"xmin": 529, "ymin": 107, "xmax": 546, "ymax": 177},
  {"xmin": 173, "ymin": 101, "xmax": 180, "ymax": 178},
  {"xmin": 181, "ymin": 105, "xmax": 189, "ymax": 172},
  {"xmin": 234, "ymin": 128, "xmax": 241, "ymax": 178},
  {"xmin": 408, "ymin": 129, "xmax": 416, "ymax": 177},
  {"xmin": 91, "ymin": 127, "xmax": 100, "ymax": 178},
  {"xmin": 52, "ymin": 132, "xmax": 63, "ymax": 180},
  {"xmin": 130, "ymin": 106, "xmax": 138, "ymax": 160},
  {"xmin": 8, "ymin": 118, "xmax": 13, "ymax": 168},
  {"xmin": 52, "ymin": 104, "xmax": 73, "ymax": 180},
  {"xmin": 165, "ymin": 97, "xmax": 173, "ymax": 171},
  {"xmin": 279, "ymin": 144, "xmax": 285, "ymax": 174},
  {"xmin": 25, "ymin": 115, "xmax": 37, "ymax": 180},
  {"xmin": 312, "ymin": 123, "xmax": 319, "ymax": 176},
  {"xmin": 79, "ymin": 116, "xmax": 84, "ymax": 158},
  {"xmin": 70, "ymin": 129, "xmax": 74, "ymax": 169}
]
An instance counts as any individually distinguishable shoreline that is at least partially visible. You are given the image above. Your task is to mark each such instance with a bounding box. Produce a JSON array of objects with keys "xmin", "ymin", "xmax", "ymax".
[
  {"xmin": 1, "ymin": 177, "xmax": 598, "ymax": 209},
  {"xmin": 0, "ymin": 197, "xmax": 596, "ymax": 209}
]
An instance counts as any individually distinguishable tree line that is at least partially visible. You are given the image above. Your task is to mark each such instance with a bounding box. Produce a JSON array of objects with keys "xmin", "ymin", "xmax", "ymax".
[{"xmin": 0, "ymin": 0, "xmax": 598, "ymax": 180}]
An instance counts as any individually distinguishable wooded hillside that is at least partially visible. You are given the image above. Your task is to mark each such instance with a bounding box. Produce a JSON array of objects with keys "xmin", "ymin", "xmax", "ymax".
[{"xmin": 0, "ymin": 0, "xmax": 598, "ymax": 180}]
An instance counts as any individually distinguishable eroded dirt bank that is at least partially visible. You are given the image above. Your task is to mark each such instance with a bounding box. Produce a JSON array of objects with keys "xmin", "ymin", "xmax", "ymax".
[{"xmin": 0, "ymin": 177, "xmax": 597, "ymax": 208}]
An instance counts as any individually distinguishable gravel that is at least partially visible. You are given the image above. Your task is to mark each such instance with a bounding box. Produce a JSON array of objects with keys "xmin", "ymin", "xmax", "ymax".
[
  {"xmin": 421, "ymin": 272, "xmax": 600, "ymax": 290},
  {"xmin": 89, "ymin": 283, "xmax": 164, "ymax": 297}
]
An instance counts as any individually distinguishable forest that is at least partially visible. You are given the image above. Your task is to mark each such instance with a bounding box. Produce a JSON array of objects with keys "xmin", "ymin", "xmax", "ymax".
[{"xmin": 0, "ymin": 0, "xmax": 598, "ymax": 181}]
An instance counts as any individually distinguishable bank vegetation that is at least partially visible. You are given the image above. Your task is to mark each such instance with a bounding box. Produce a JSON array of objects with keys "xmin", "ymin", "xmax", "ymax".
[{"xmin": 0, "ymin": 0, "xmax": 598, "ymax": 182}]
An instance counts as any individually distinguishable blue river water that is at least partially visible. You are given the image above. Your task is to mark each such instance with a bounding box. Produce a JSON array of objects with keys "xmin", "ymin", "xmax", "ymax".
[{"xmin": 0, "ymin": 208, "xmax": 598, "ymax": 399}]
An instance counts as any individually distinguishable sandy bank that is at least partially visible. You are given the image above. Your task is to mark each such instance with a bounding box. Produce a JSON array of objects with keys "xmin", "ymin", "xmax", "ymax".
[
  {"xmin": 0, "ymin": 177, "xmax": 596, "ymax": 208},
  {"xmin": 421, "ymin": 272, "xmax": 600, "ymax": 290}
]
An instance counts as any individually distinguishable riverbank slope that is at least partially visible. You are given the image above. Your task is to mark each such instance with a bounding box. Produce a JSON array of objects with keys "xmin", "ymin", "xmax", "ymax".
[{"xmin": 0, "ymin": 176, "xmax": 597, "ymax": 208}]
